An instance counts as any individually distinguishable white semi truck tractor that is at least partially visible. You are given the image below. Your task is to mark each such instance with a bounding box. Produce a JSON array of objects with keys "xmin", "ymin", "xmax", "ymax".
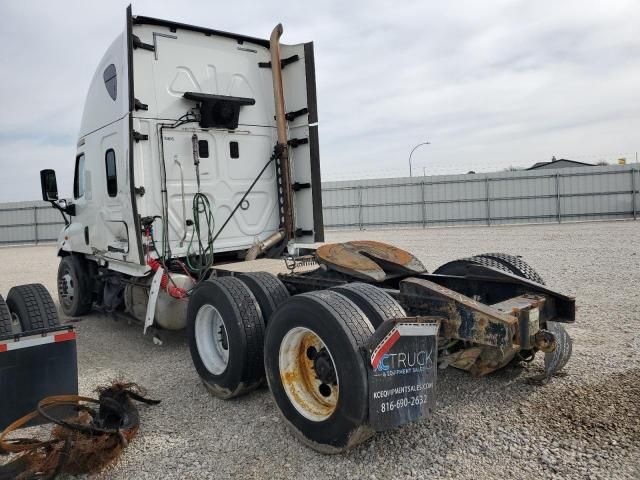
[{"xmin": 41, "ymin": 7, "xmax": 574, "ymax": 453}]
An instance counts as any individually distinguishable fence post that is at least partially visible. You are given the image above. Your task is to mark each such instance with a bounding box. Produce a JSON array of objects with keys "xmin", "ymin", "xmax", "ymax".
[
  {"xmin": 358, "ymin": 186, "xmax": 364, "ymax": 231},
  {"xmin": 632, "ymin": 168, "xmax": 637, "ymax": 221},
  {"xmin": 33, "ymin": 206, "xmax": 39, "ymax": 245},
  {"xmin": 421, "ymin": 180, "xmax": 426, "ymax": 228},
  {"xmin": 555, "ymin": 173, "xmax": 561, "ymax": 223},
  {"xmin": 485, "ymin": 178, "xmax": 491, "ymax": 226}
]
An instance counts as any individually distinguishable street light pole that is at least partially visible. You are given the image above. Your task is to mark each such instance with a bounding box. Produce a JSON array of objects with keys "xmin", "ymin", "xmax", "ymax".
[{"xmin": 409, "ymin": 141, "xmax": 430, "ymax": 177}]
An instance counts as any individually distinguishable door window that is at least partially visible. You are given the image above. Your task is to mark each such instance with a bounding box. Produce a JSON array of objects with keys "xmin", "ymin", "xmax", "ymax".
[
  {"xmin": 74, "ymin": 154, "xmax": 86, "ymax": 198},
  {"xmin": 105, "ymin": 149, "xmax": 117, "ymax": 197}
]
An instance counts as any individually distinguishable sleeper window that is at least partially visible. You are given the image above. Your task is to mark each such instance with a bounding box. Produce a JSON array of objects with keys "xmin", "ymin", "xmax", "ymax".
[
  {"xmin": 105, "ymin": 149, "xmax": 117, "ymax": 197},
  {"xmin": 103, "ymin": 64, "xmax": 117, "ymax": 101}
]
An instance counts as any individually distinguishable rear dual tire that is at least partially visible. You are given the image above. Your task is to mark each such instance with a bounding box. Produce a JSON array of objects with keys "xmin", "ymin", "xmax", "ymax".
[
  {"xmin": 330, "ymin": 282, "xmax": 405, "ymax": 328},
  {"xmin": 265, "ymin": 290, "xmax": 375, "ymax": 453},
  {"xmin": 187, "ymin": 275, "xmax": 403, "ymax": 452},
  {"xmin": 187, "ymin": 277, "xmax": 265, "ymax": 399},
  {"xmin": 236, "ymin": 272, "xmax": 289, "ymax": 323}
]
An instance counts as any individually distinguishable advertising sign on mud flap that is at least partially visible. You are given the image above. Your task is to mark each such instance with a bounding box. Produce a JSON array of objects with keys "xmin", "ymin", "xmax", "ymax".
[{"xmin": 366, "ymin": 318, "xmax": 439, "ymax": 431}]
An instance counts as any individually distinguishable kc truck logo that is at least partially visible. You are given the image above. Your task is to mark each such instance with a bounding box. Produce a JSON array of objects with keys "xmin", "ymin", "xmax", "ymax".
[
  {"xmin": 374, "ymin": 349, "xmax": 434, "ymax": 372},
  {"xmin": 371, "ymin": 323, "xmax": 438, "ymax": 372}
]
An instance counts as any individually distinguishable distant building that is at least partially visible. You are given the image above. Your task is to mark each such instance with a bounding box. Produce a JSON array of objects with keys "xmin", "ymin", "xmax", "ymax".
[{"xmin": 527, "ymin": 156, "xmax": 595, "ymax": 170}]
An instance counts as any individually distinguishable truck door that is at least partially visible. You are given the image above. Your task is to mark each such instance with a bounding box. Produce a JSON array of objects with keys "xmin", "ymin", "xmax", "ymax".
[
  {"xmin": 62, "ymin": 151, "xmax": 93, "ymax": 255},
  {"xmin": 95, "ymin": 128, "xmax": 131, "ymax": 260}
]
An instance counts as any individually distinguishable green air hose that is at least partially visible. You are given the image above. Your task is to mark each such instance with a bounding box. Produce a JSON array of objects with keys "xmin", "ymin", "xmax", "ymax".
[
  {"xmin": 185, "ymin": 144, "xmax": 282, "ymax": 277},
  {"xmin": 186, "ymin": 192, "xmax": 215, "ymax": 274}
]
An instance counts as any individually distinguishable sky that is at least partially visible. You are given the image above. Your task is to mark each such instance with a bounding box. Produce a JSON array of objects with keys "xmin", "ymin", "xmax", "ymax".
[{"xmin": 0, "ymin": 0, "xmax": 639, "ymax": 201}]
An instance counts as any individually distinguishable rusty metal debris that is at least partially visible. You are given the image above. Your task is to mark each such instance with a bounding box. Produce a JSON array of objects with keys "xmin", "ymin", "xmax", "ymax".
[
  {"xmin": 0, "ymin": 381, "xmax": 159, "ymax": 480},
  {"xmin": 315, "ymin": 241, "xmax": 426, "ymax": 282}
]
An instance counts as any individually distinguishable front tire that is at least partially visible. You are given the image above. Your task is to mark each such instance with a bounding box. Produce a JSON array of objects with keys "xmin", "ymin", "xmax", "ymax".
[
  {"xmin": 187, "ymin": 277, "xmax": 265, "ymax": 399},
  {"xmin": 265, "ymin": 290, "xmax": 375, "ymax": 453},
  {"xmin": 57, "ymin": 255, "xmax": 94, "ymax": 317}
]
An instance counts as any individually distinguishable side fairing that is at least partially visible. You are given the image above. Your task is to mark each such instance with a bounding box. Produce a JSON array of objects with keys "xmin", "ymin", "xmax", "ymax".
[{"xmin": 281, "ymin": 42, "xmax": 324, "ymax": 243}]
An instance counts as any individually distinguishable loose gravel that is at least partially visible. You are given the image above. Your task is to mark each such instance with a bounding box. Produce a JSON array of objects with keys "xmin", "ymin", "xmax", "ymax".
[{"xmin": 1, "ymin": 220, "xmax": 638, "ymax": 479}]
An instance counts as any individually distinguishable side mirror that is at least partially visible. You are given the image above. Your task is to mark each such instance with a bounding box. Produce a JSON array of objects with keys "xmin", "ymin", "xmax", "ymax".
[{"xmin": 40, "ymin": 169, "xmax": 59, "ymax": 201}]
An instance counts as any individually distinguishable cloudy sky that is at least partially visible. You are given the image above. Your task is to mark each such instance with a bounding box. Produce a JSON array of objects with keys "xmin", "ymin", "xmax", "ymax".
[{"xmin": 1, "ymin": 0, "xmax": 639, "ymax": 201}]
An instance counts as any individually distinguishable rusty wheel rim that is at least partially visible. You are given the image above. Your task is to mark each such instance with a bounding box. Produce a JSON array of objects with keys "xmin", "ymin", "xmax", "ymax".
[{"xmin": 279, "ymin": 327, "xmax": 339, "ymax": 422}]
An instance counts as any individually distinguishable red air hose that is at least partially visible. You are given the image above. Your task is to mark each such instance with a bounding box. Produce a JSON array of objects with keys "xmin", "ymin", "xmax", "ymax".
[{"xmin": 147, "ymin": 257, "xmax": 187, "ymax": 299}]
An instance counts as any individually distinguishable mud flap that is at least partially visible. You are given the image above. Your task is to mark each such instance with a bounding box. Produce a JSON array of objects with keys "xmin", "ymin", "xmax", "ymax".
[
  {"xmin": 365, "ymin": 317, "xmax": 440, "ymax": 431},
  {"xmin": 0, "ymin": 327, "xmax": 78, "ymax": 430}
]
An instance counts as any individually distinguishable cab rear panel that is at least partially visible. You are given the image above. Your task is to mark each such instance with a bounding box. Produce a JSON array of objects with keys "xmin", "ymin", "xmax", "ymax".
[{"xmin": 65, "ymin": 11, "xmax": 322, "ymax": 272}]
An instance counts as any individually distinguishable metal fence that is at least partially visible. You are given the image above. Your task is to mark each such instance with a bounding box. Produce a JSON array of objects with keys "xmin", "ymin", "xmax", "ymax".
[
  {"xmin": 0, "ymin": 201, "xmax": 64, "ymax": 245},
  {"xmin": 1, "ymin": 164, "xmax": 638, "ymax": 245},
  {"xmin": 322, "ymin": 164, "xmax": 639, "ymax": 229}
]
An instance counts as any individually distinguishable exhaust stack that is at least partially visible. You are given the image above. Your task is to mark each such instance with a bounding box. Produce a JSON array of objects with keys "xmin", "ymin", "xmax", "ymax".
[{"xmin": 269, "ymin": 24, "xmax": 295, "ymax": 242}]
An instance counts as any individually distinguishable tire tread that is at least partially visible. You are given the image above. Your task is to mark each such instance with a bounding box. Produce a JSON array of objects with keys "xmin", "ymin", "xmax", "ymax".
[
  {"xmin": 7, "ymin": 284, "xmax": 59, "ymax": 332},
  {"xmin": 304, "ymin": 290, "xmax": 374, "ymax": 348},
  {"xmin": 237, "ymin": 272, "xmax": 290, "ymax": 322},
  {"xmin": 0, "ymin": 295, "xmax": 12, "ymax": 337},
  {"xmin": 331, "ymin": 282, "xmax": 405, "ymax": 328},
  {"xmin": 472, "ymin": 253, "xmax": 545, "ymax": 285},
  {"xmin": 215, "ymin": 277, "xmax": 265, "ymax": 384}
]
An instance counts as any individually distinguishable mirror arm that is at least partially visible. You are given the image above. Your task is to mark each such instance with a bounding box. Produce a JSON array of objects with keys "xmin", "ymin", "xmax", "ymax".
[{"xmin": 49, "ymin": 200, "xmax": 70, "ymax": 226}]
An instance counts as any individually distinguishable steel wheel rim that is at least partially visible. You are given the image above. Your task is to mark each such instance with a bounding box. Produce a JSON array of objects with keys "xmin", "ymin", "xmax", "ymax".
[
  {"xmin": 279, "ymin": 327, "xmax": 339, "ymax": 422},
  {"xmin": 195, "ymin": 304, "xmax": 229, "ymax": 375},
  {"xmin": 58, "ymin": 269, "xmax": 75, "ymax": 308}
]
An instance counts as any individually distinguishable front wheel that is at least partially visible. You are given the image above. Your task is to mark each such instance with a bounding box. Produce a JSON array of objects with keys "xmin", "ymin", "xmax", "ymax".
[
  {"xmin": 57, "ymin": 255, "xmax": 94, "ymax": 317},
  {"xmin": 264, "ymin": 290, "xmax": 375, "ymax": 453}
]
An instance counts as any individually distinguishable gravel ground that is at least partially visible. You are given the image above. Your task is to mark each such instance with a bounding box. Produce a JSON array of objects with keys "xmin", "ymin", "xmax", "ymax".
[{"xmin": 1, "ymin": 220, "xmax": 638, "ymax": 479}]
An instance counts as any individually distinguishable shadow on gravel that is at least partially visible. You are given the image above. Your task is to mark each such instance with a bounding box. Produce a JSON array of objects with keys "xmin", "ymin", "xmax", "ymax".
[{"xmin": 433, "ymin": 361, "xmax": 540, "ymax": 410}]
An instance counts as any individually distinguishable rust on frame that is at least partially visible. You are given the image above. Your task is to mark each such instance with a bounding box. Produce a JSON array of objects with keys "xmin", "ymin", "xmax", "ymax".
[{"xmin": 400, "ymin": 277, "xmax": 518, "ymax": 348}]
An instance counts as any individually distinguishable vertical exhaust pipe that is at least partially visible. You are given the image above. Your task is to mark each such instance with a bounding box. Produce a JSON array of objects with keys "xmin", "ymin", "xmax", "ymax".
[{"xmin": 270, "ymin": 24, "xmax": 295, "ymax": 242}]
